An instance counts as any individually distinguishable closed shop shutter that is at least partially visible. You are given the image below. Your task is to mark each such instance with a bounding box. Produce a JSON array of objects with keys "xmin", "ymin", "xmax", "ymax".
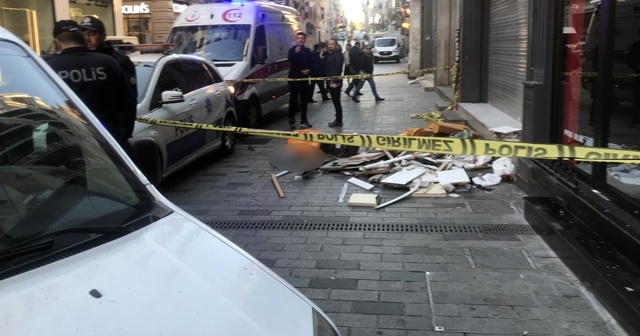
[{"xmin": 487, "ymin": 0, "xmax": 529, "ymax": 120}]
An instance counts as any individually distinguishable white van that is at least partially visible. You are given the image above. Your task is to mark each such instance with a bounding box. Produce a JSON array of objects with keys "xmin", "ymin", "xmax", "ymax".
[
  {"xmin": 0, "ymin": 26, "xmax": 341, "ymax": 336},
  {"xmin": 167, "ymin": 2, "xmax": 300, "ymax": 128},
  {"xmin": 372, "ymin": 37, "xmax": 402, "ymax": 63}
]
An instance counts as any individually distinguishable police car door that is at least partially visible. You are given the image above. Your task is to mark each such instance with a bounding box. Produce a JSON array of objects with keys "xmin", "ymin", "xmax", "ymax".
[
  {"xmin": 147, "ymin": 60, "xmax": 194, "ymax": 170},
  {"xmin": 180, "ymin": 59, "xmax": 225, "ymax": 149}
]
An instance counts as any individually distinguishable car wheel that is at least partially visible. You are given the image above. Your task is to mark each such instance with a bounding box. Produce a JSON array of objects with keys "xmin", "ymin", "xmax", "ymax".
[{"xmin": 216, "ymin": 113, "xmax": 236, "ymax": 157}]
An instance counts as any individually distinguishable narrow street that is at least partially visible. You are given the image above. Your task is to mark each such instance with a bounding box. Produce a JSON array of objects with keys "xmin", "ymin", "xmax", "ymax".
[{"xmin": 158, "ymin": 61, "xmax": 622, "ymax": 336}]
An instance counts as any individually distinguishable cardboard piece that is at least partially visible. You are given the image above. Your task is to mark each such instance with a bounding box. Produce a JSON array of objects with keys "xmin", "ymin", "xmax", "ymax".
[{"xmin": 347, "ymin": 193, "xmax": 380, "ymax": 207}]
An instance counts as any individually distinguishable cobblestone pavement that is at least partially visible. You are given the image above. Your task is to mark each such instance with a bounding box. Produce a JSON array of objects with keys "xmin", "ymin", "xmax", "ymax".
[{"xmin": 158, "ymin": 60, "xmax": 627, "ymax": 335}]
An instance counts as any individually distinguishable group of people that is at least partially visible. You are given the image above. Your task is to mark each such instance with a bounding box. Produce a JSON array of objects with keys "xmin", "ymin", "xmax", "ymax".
[
  {"xmin": 46, "ymin": 17, "xmax": 137, "ymax": 147},
  {"xmin": 287, "ymin": 32, "xmax": 385, "ymax": 129}
]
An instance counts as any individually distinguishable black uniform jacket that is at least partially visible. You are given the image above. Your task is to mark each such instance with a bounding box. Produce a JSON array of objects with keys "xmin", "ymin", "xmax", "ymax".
[{"xmin": 46, "ymin": 46, "xmax": 131, "ymax": 143}]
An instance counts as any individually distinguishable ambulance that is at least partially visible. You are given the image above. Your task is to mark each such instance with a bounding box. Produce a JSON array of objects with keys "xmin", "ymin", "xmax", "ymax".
[{"xmin": 167, "ymin": 1, "xmax": 300, "ymax": 128}]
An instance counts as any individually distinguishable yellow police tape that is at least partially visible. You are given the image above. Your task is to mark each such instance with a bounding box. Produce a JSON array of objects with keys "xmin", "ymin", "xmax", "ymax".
[
  {"xmin": 225, "ymin": 66, "xmax": 451, "ymax": 83},
  {"xmin": 136, "ymin": 117, "xmax": 640, "ymax": 163}
]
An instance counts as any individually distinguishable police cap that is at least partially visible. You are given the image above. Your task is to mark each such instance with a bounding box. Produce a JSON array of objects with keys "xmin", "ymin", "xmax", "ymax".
[{"xmin": 53, "ymin": 20, "xmax": 80, "ymax": 37}]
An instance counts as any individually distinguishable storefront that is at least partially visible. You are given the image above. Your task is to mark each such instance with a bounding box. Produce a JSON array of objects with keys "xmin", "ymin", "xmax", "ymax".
[
  {"xmin": 120, "ymin": 1, "xmax": 186, "ymax": 44},
  {"xmin": 0, "ymin": 0, "xmax": 117, "ymax": 55},
  {"xmin": 518, "ymin": 0, "xmax": 640, "ymax": 329}
]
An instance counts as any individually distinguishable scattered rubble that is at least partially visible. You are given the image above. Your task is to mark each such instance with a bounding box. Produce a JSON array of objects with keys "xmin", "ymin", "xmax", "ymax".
[{"xmin": 269, "ymin": 121, "xmax": 519, "ymax": 208}]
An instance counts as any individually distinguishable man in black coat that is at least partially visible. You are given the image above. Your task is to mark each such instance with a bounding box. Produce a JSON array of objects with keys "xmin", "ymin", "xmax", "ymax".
[
  {"xmin": 79, "ymin": 16, "xmax": 138, "ymax": 140},
  {"xmin": 344, "ymin": 41, "xmax": 362, "ymax": 96},
  {"xmin": 47, "ymin": 20, "xmax": 133, "ymax": 144},
  {"xmin": 309, "ymin": 43, "xmax": 330, "ymax": 102},
  {"xmin": 324, "ymin": 39, "xmax": 344, "ymax": 127},
  {"xmin": 287, "ymin": 32, "xmax": 314, "ymax": 129}
]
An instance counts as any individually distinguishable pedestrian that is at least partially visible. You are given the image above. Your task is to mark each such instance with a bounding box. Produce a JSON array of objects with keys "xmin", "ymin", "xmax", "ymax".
[
  {"xmin": 79, "ymin": 16, "xmax": 138, "ymax": 141},
  {"xmin": 343, "ymin": 43, "xmax": 352, "ymax": 81},
  {"xmin": 46, "ymin": 20, "xmax": 133, "ymax": 144},
  {"xmin": 344, "ymin": 41, "xmax": 362, "ymax": 96},
  {"xmin": 352, "ymin": 44, "xmax": 385, "ymax": 103},
  {"xmin": 309, "ymin": 43, "xmax": 330, "ymax": 103},
  {"xmin": 287, "ymin": 32, "xmax": 314, "ymax": 129},
  {"xmin": 325, "ymin": 39, "xmax": 344, "ymax": 127}
]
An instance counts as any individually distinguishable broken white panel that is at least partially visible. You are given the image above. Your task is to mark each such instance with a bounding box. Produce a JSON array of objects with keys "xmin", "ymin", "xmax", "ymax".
[
  {"xmin": 436, "ymin": 168, "xmax": 470, "ymax": 184},
  {"xmin": 347, "ymin": 177, "xmax": 375, "ymax": 190},
  {"xmin": 490, "ymin": 126, "xmax": 522, "ymax": 134},
  {"xmin": 419, "ymin": 172, "xmax": 439, "ymax": 187},
  {"xmin": 381, "ymin": 167, "xmax": 427, "ymax": 186}
]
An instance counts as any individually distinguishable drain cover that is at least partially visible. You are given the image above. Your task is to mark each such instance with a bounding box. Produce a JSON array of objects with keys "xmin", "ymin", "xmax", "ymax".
[{"xmin": 205, "ymin": 221, "xmax": 536, "ymax": 235}]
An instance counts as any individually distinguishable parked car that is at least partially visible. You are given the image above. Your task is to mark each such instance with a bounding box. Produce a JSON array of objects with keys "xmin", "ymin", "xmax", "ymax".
[
  {"xmin": 129, "ymin": 52, "xmax": 237, "ymax": 185},
  {"xmin": 0, "ymin": 26, "xmax": 341, "ymax": 336}
]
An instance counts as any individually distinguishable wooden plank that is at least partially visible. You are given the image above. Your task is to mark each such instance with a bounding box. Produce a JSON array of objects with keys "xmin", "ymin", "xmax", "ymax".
[
  {"xmin": 347, "ymin": 193, "xmax": 380, "ymax": 207},
  {"xmin": 436, "ymin": 162, "xmax": 448, "ymax": 172},
  {"xmin": 270, "ymin": 174, "xmax": 286, "ymax": 198},
  {"xmin": 383, "ymin": 149, "xmax": 402, "ymax": 168},
  {"xmin": 347, "ymin": 177, "xmax": 375, "ymax": 190},
  {"xmin": 413, "ymin": 184, "xmax": 448, "ymax": 198}
]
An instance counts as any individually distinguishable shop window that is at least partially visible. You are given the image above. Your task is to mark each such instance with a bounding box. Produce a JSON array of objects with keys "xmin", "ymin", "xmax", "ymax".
[
  {"xmin": 559, "ymin": 0, "xmax": 640, "ymax": 201},
  {"xmin": 0, "ymin": 0, "xmax": 55, "ymax": 55}
]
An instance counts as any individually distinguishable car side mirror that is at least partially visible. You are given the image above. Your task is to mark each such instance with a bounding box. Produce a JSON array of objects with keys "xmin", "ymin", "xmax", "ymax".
[
  {"xmin": 255, "ymin": 46, "xmax": 267, "ymax": 64},
  {"xmin": 127, "ymin": 137, "xmax": 162, "ymax": 186},
  {"xmin": 159, "ymin": 90, "xmax": 185, "ymax": 104}
]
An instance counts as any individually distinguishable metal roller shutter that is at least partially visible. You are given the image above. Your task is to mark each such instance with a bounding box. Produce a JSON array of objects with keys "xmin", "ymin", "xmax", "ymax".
[{"xmin": 488, "ymin": 0, "xmax": 529, "ymax": 120}]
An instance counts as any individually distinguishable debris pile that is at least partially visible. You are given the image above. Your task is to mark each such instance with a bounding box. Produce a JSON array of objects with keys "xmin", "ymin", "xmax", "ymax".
[{"xmin": 269, "ymin": 121, "xmax": 518, "ymax": 209}]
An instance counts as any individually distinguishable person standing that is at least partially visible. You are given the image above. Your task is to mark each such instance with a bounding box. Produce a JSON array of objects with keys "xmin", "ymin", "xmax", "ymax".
[
  {"xmin": 287, "ymin": 32, "xmax": 314, "ymax": 129},
  {"xmin": 46, "ymin": 20, "xmax": 132, "ymax": 144},
  {"xmin": 309, "ymin": 43, "xmax": 330, "ymax": 103},
  {"xmin": 343, "ymin": 44, "xmax": 352, "ymax": 87},
  {"xmin": 352, "ymin": 44, "xmax": 385, "ymax": 103},
  {"xmin": 344, "ymin": 41, "xmax": 362, "ymax": 96},
  {"xmin": 79, "ymin": 16, "xmax": 137, "ymax": 140},
  {"xmin": 325, "ymin": 39, "xmax": 344, "ymax": 127}
]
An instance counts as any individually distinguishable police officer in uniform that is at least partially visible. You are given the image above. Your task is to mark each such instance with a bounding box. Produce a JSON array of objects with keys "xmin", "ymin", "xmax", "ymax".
[
  {"xmin": 47, "ymin": 20, "xmax": 133, "ymax": 145},
  {"xmin": 79, "ymin": 16, "xmax": 137, "ymax": 140}
]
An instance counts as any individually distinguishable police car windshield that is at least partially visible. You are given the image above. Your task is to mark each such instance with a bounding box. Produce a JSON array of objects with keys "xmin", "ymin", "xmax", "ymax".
[
  {"xmin": 167, "ymin": 25, "xmax": 250, "ymax": 62},
  {"xmin": 0, "ymin": 40, "xmax": 156, "ymax": 259}
]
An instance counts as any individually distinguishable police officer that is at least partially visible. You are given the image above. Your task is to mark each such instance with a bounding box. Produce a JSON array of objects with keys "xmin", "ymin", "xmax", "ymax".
[
  {"xmin": 79, "ymin": 16, "xmax": 137, "ymax": 140},
  {"xmin": 46, "ymin": 20, "xmax": 132, "ymax": 145}
]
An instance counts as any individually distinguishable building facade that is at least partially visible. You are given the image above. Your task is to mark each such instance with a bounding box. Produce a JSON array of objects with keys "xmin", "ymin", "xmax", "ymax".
[{"xmin": 1, "ymin": 0, "xmax": 204, "ymax": 54}]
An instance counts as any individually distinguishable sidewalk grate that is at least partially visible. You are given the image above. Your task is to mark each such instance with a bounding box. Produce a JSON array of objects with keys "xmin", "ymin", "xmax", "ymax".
[{"xmin": 205, "ymin": 221, "xmax": 536, "ymax": 235}]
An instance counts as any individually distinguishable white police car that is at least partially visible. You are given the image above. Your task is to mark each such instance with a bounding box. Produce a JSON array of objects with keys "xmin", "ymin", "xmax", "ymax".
[
  {"xmin": 130, "ymin": 52, "xmax": 237, "ymax": 184},
  {"xmin": 0, "ymin": 27, "xmax": 341, "ymax": 336}
]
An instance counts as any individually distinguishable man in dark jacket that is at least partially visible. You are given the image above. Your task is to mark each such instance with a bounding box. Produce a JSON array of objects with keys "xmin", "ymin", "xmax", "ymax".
[
  {"xmin": 287, "ymin": 32, "xmax": 314, "ymax": 129},
  {"xmin": 344, "ymin": 41, "xmax": 362, "ymax": 96},
  {"xmin": 324, "ymin": 39, "xmax": 344, "ymax": 127},
  {"xmin": 79, "ymin": 16, "xmax": 138, "ymax": 140},
  {"xmin": 352, "ymin": 44, "xmax": 385, "ymax": 103},
  {"xmin": 47, "ymin": 20, "xmax": 132, "ymax": 144},
  {"xmin": 309, "ymin": 43, "xmax": 330, "ymax": 102}
]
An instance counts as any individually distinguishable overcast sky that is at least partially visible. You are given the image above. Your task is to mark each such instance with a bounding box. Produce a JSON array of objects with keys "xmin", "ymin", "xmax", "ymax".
[{"xmin": 340, "ymin": 0, "xmax": 364, "ymax": 23}]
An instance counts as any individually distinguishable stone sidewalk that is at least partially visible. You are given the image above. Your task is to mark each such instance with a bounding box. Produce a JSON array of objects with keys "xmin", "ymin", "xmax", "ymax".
[{"xmin": 159, "ymin": 61, "xmax": 629, "ymax": 335}]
